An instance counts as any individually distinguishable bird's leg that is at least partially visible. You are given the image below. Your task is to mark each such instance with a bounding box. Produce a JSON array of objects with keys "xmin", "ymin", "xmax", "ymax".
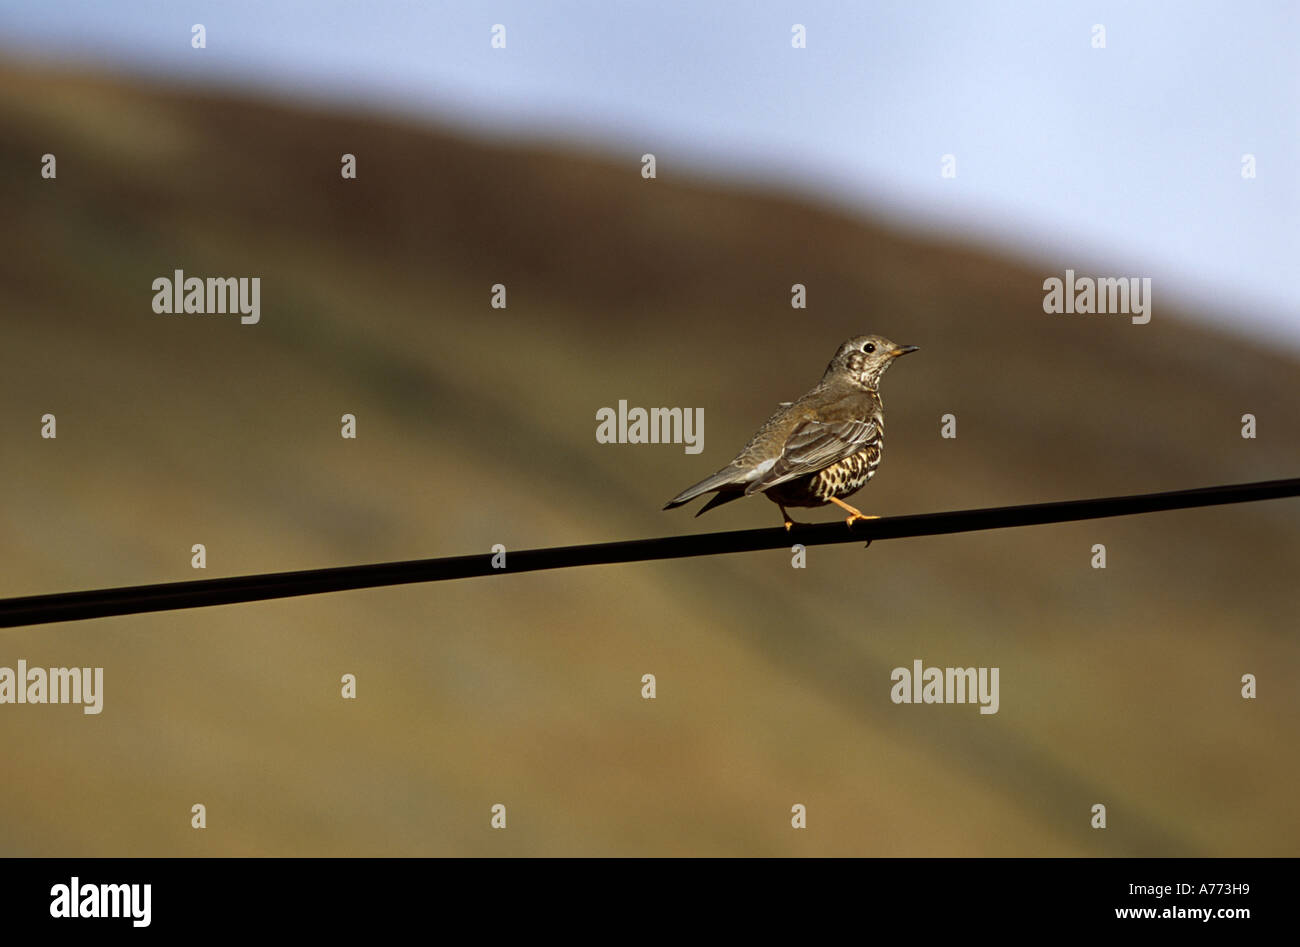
[
  {"xmin": 828, "ymin": 496, "xmax": 880, "ymax": 527},
  {"xmin": 778, "ymin": 505, "xmax": 805, "ymax": 531}
]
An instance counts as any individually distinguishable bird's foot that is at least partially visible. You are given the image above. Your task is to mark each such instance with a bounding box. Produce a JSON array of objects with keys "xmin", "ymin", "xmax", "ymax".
[
  {"xmin": 779, "ymin": 506, "xmax": 807, "ymax": 531},
  {"xmin": 828, "ymin": 497, "xmax": 879, "ymax": 527}
]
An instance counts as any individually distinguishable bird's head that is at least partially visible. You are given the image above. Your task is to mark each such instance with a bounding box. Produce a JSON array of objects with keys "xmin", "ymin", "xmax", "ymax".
[{"xmin": 824, "ymin": 335, "xmax": 919, "ymax": 389}]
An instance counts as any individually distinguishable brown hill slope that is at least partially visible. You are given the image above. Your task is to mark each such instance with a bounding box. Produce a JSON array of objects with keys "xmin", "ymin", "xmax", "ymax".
[{"xmin": 0, "ymin": 61, "xmax": 1297, "ymax": 855}]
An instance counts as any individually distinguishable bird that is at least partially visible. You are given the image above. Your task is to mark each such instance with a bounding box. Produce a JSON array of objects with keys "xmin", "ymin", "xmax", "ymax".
[{"xmin": 663, "ymin": 335, "xmax": 918, "ymax": 529}]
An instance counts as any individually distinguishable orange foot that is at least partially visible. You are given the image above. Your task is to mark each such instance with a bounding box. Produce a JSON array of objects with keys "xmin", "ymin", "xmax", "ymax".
[
  {"xmin": 778, "ymin": 505, "xmax": 807, "ymax": 531},
  {"xmin": 828, "ymin": 496, "xmax": 880, "ymax": 527}
]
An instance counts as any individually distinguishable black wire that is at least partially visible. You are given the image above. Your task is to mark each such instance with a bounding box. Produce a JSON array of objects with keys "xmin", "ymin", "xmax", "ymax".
[{"xmin": 1, "ymin": 478, "xmax": 1297, "ymax": 628}]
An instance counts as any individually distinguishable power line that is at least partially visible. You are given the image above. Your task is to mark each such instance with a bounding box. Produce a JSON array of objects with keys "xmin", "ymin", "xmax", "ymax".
[{"xmin": 1, "ymin": 478, "xmax": 1297, "ymax": 628}]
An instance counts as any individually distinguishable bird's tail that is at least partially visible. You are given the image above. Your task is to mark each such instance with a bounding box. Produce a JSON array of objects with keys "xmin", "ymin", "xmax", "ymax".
[
  {"xmin": 663, "ymin": 467, "xmax": 744, "ymax": 511},
  {"xmin": 691, "ymin": 490, "xmax": 744, "ymax": 517}
]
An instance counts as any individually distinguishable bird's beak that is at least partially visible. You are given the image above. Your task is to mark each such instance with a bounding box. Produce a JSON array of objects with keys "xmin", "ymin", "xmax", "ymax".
[{"xmin": 890, "ymin": 345, "xmax": 920, "ymax": 357}]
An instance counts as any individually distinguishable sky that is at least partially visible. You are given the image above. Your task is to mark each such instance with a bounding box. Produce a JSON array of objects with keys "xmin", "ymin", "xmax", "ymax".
[{"xmin": 2, "ymin": 0, "xmax": 1297, "ymax": 347}]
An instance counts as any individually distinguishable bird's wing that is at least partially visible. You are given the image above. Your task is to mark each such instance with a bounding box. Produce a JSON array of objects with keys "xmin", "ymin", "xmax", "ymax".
[{"xmin": 743, "ymin": 416, "xmax": 880, "ymax": 495}]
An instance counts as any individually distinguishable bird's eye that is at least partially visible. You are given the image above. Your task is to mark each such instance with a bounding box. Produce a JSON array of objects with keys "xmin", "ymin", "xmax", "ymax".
[{"xmin": 863, "ymin": 343, "xmax": 876, "ymax": 353}]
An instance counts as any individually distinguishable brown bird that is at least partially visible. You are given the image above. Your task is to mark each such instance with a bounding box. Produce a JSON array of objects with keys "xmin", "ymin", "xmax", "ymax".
[{"xmin": 664, "ymin": 335, "xmax": 918, "ymax": 529}]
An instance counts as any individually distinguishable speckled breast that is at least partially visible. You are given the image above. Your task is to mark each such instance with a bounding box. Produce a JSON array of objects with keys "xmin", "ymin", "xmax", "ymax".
[{"xmin": 769, "ymin": 443, "xmax": 883, "ymax": 508}]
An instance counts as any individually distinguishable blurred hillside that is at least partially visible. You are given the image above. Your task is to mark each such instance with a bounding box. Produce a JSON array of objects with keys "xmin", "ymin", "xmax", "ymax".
[{"xmin": 0, "ymin": 60, "xmax": 1297, "ymax": 856}]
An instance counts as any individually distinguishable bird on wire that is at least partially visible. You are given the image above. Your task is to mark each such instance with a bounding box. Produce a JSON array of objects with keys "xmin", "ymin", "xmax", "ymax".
[{"xmin": 664, "ymin": 335, "xmax": 918, "ymax": 530}]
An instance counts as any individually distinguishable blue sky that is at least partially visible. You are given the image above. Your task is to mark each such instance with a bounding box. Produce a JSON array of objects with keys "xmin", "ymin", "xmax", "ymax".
[{"xmin": 3, "ymin": 0, "xmax": 1297, "ymax": 346}]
